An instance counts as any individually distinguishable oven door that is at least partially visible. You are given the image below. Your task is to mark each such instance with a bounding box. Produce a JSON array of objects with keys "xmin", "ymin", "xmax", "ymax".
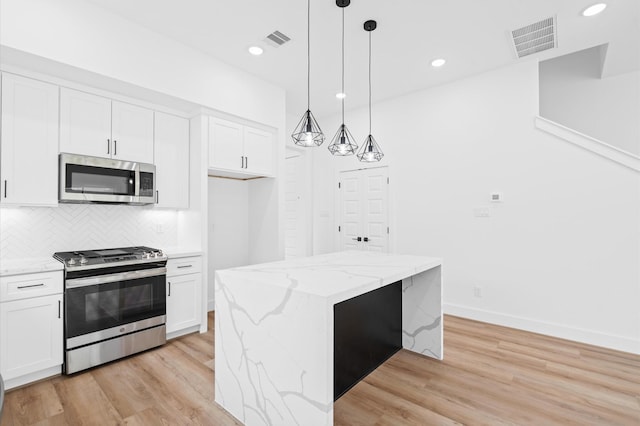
[{"xmin": 65, "ymin": 266, "xmax": 166, "ymax": 349}]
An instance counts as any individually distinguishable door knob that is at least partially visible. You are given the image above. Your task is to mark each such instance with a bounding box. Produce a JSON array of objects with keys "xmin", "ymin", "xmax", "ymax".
[
  {"xmin": 352, "ymin": 237, "xmax": 362, "ymax": 241},
  {"xmin": 363, "ymin": 237, "xmax": 369, "ymax": 242}
]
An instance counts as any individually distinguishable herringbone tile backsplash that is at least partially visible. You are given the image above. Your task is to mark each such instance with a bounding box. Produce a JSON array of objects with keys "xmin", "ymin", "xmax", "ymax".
[{"xmin": 0, "ymin": 205, "xmax": 178, "ymax": 259}]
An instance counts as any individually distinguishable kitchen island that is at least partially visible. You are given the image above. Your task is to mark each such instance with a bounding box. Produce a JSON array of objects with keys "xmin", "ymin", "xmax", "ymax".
[{"xmin": 214, "ymin": 251, "xmax": 443, "ymax": 426}]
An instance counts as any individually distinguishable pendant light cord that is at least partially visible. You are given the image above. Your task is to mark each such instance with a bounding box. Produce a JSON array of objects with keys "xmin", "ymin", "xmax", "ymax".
[
  {"xmin": 368, "ymin": 30, "xmax": 372, "ymax": 135},
  {"xmin": 341, "ymin": 7, "xmax": 345, "ymax": 124},
  {"xmin": 307, "ymin": 0, "xmax": 311, "ymax": 111}
]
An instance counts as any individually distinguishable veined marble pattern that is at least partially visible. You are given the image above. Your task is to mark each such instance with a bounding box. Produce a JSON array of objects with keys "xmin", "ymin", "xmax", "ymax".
[
  {"xmin": 402, "ymin": 268, "xmax": 443, "ymax": 359},
  {"xmin": 215, "ymin": 251, "xmax": 443, "ymax": 426},
  {"xmin": 0, "ymin": 204, "xmax": 178, "ymax": 259}
]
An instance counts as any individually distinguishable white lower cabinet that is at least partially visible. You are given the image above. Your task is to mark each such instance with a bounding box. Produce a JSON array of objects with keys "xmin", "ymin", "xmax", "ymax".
[
  {"xmin": 0, "ymin": 271, "xmax": 63, "ymax": 389},
  {"xmin": 166, "ymin": 256, "xmax": 202, "ymax": 338}
]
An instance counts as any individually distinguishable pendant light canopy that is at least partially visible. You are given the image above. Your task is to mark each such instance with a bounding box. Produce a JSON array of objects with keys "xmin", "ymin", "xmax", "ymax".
[
  {"xmin": 328, "ymin": 0, "xmax": 358, "ymax": 156},
  {"xmin": 358, "ymin": 20, "xmax": 384, "ymax": 162},
  {"xmin": 292, "ymin": 0, "xmax": 325, "ymax": 147}
]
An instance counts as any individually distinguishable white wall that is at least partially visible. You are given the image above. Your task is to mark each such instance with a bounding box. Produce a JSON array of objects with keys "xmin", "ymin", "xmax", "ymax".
[
  {"xmin": 312, "ymin": 60, "xmax": 640, "ymax": 354},
  {"xmin": 0, "ymin": 0, "xmax": 285, "ymax": 129},
  {"xmin": 207, "ymin": 177, "xmax": 249, "ymax": 311},
  {"xmin": 539, "ymin": 46, "xmax": 640, "ymax": 155}
]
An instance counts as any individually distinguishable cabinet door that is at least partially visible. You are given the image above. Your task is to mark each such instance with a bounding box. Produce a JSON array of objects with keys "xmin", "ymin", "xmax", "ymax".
[
  {"xmin": 111, "ymin": 101, "xmax": 154, "ymax": 163},
  {"xmin": 243, "ymin": 126, "xmax": 273, "ymax": 176},
  {"xmin": 209, "ymin": 118, "xmax": 244, "ymax": 171},
  {"xmin": 0, "ymin": 294, "xmax": 63, "ymax": 381},
  {"xmin": 154, "ymin": 112, "xmax": 189, "ymax": 209},
  {"xmin": 1, "ymin": 73, "xmax": 59, "ymax": 205},
  {"xmin": 166, "ymin": 273, "xmax": 202, "ymax": 334},
  {"xmin": 60, "ymin": 88, "xmax": 112, "ymax": 158}
]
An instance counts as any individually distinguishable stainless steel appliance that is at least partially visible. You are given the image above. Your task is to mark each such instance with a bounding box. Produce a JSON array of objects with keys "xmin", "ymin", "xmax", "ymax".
[
  {"xmin": 53, "ymin": 246, "xmax": 167, "ymax": 374},
  {"xmin": 59, "ymin": 153, "xmax": 156, "ymax": 205}
]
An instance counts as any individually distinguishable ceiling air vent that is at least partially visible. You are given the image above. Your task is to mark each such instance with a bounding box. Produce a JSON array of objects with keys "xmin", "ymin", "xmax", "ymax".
[
  {"xmin": 510, "ymin": 16, "xmax": 557, "ymax": 58},
  {"xmin": 264, "ymin": 30, "xmax": 291, "ymax": 48}
]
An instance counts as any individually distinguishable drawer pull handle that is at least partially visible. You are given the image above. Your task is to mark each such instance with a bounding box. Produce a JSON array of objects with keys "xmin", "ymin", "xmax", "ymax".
[
  {"xmin": 58, "ymin": 300, "xmax": 61, "ymax": 319},
  {"xmin": 17, "ymin": 283, "xmax": 45, "ymax": 289},
  {"xmin": 177, "ymin": 265, "xmax": 193, "ymax": 269},
  {"xmin": 168, "ymin": 281, "xmax": 171, "ymax": 297}
]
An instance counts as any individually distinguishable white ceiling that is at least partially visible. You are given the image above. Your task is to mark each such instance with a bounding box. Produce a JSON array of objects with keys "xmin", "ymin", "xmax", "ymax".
[{"xmin": 85, "ymin": 0, "xmax": 639, "ymax": 118}]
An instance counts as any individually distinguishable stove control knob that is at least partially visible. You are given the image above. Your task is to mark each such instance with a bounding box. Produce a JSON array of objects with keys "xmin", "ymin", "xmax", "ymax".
[
  {"xmin": 67, "ymin": 258, "xmax": 76, "ymax": 265},
  {"xmin": 79, "ymin": 256, "xmax": 88, "ymax": 265}
]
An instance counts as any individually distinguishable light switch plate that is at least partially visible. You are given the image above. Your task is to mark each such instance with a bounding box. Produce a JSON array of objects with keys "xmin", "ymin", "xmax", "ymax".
[{"xmin": 473, "ymin": 207, "xmax": 490, "ymax": 217}]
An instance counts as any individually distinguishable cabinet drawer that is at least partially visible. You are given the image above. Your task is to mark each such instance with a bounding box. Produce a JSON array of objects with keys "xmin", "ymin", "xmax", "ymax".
[
  {"xmin": 167, "ymin": 257, "xmax": 202, "ymax": 276},
  {"xmin": 0, "ymin": 271, "xmax": 63, "ymax": 302}
]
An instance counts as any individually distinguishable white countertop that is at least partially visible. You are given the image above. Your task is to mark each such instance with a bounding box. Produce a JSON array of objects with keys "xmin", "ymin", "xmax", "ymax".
[
  {"xmin": 215, "ymin": 250, "xmax": 444, "ymax": 425},
  {"xmin": 161, "ymin": 247, "xmax": 203, "ymax": 259},
  {"xmin": 0, "ymin": 258, "xmax": 64, "ymax": 277},
  {"xmin": 217, "ymin": 250, "xmax": 442, "ymax": 304}
]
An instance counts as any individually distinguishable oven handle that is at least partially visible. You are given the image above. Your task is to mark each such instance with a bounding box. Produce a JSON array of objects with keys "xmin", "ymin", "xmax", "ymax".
[{"xmin": 65, "ymin": 267, "xmax": 167, "ymax": 289}]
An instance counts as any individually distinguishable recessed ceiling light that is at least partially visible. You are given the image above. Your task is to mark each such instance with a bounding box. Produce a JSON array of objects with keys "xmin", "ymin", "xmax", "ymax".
[
  {"xmin": 248, "ymin": 46, "xmax": 264, "ymax": 56},
  {"xmin": 336, "ymin": 92, "xmax": 346, "ymax": 99},
  {"xmin": 582, "ymin": 3, "xmax": 607, "ymax": 16},
  {"xmin": 431, "ymin": 58, "xmax": 446, "ymax": 68}
]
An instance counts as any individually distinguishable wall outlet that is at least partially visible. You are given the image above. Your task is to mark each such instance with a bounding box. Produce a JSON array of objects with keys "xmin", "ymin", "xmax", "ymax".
[
  {"xmin": 156, "ymin": 223, "xmax": 164, "ymax": 234},
  {"xmin": 490, "ymin": 192, "xmax": 503, "ymax": 202},
  {"xmin": 473, "ymin": 286, "xmax": 483, "ymax": 298}
]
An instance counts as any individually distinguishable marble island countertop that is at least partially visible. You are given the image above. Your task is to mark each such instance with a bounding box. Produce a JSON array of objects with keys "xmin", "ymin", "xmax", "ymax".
[
  {"xmin": 215, "ymin": 250, "xmax": 444, "ymax": 426},
  {"xmin": 217, "ymin": 250, "xmax": 442, "ymax": 304}
]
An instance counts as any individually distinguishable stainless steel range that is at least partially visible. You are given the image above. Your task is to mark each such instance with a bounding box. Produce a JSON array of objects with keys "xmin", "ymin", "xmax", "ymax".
[{"xmin": 53, "ymin": 246, "xmax": 168, "ymax": 374}]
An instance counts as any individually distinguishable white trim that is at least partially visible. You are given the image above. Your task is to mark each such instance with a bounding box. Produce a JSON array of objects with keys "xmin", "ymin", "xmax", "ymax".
[
  {"xmin": 535, "ymin": 116, "xmax": 640, "ymax": 172},
  {"xmin": 3, "ymin": 366, "xmax": 61, "ymax": 390},
  {"xmin": 167, "ymin": 324, "xmax": 201, "ymax": 340},
  {"xmin": 444, "ymin": 303, "xmax": 640, "ymax": 355},
  {"xmin": 208, "ymin": 299, "xmax": 215, "ymax": 312}
]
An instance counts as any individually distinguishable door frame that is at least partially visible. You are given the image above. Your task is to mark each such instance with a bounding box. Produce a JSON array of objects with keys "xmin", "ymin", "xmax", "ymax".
[{"xmin": 334, "ymin": 165, "xmax": 395, "ymax": 253}]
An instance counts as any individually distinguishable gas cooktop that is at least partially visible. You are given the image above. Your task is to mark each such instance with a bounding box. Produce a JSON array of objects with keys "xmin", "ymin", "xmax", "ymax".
[{"xmin": 53, "ymin": 246, "xmax": 167, "ymax": 271}]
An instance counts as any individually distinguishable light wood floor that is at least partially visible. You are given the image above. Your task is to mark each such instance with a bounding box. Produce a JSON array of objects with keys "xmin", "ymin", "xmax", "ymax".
[{"xmin": 2, "ymin": 313, "xmax": 639, "ymax": 425}]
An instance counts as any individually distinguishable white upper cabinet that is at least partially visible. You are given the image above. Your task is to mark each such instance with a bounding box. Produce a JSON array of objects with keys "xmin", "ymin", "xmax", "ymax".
[
  {"xmin": 208, "ymin": 117, "xmax": 274, "ymax": 178},
  {"xmin": 154, "ymin": 111, "xmax": 189, "ymax": 209},
  {"xmin": 243, "ymin": 126, "xmax": 273, "ymax": 176},
  {"xmin": 0, "ymin": 73, "xmax": 59, "ymax": 206},
  {"xmin": 209, "ymin": 118, "xmax": 244, "ymax": 171},
  {"xmin": 60, "ymin": 88, "xmax": 112, "ymax": 158},
  {"xmin": 111, "ymin": 101, "xmax": 154, "ymax": 163},
  {"xmin": 60, "ymin": 88, "xmax": 154, "ymax": 163}
]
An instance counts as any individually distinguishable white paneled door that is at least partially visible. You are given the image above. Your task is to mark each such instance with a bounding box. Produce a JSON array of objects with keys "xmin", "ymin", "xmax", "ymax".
[
  {"xmin": 339, "ymin": 167, "xmax": 389, "ymax": 252},
  {"xmin": 284, "ymin": 148, "xmax": 308, "ymax": 259}
]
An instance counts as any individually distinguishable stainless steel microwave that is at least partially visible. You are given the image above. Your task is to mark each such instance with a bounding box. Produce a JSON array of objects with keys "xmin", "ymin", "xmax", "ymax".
[{"xmin": 59, "ymin": 153, "xmax": 156, "ymax": 205}]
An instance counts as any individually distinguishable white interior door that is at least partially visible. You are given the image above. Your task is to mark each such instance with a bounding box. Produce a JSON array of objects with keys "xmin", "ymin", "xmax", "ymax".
[
  {"xmin": 284, "ymin": 149, "xmax": 307, "ymax": 259},
  {"xmin": 362, "ymin": 168, "xmax": 389, "ymax": 252},
  {"xmin": 339, "ymin": 167, "xmax": 389, "ymax": 252},
  {"xmin": 340, "ymin": 170, "xmax": 363, "ymax": 250}
]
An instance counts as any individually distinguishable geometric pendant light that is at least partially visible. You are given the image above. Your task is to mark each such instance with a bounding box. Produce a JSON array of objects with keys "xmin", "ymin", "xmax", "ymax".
[
  {"xmin": 292, "ymin": 0, "xmax": 325, "ymax": 147},
  {"xmin": 328, "ymin": 0, "xmax": 358, "ymax": 156},
  {"xmin": 357, "ymin": 19, "xmax": 384, "ymax": 162}
]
